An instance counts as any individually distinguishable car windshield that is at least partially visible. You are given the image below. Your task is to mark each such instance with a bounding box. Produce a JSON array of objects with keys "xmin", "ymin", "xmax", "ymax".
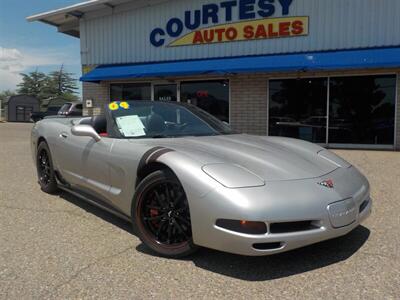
[
  {"xmin": 107, "ymin": 101, "xmax": 233, "ymax": 139},
  {"xmin": 58, "ymin": 103, "xmax": 71, "ymax": 114},
  {"xmin": 47, "ymin": 106, "xmax": 61, "ymax": 112}
]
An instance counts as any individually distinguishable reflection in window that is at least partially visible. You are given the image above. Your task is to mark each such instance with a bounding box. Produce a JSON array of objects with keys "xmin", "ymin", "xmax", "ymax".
[
  {"xmin": 110, "ymin": 83, "xmax": 151, "ymax": 101},
  {"xmin": 180, "ymin": 80, "xmax": 230, "ymax": 122},
  {"xmin": 269, "ymin": 78, "xmax": 328, "ymax": 143},
  {"xmin": 329, "ymin": 75, "xmax": 396, "ymax": 145}
]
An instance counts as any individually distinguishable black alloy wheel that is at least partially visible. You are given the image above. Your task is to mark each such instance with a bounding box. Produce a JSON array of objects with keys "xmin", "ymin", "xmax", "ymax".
[
  {"xmin": 36, "ymin": 142, "xmax": 58, "ymax": 194},
  {"xmin": 134, "ymin": 170, "xmax": 197, "ymax": 258}
]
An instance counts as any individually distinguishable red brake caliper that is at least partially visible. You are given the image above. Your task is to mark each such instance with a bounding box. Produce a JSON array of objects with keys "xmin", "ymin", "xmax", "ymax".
[{"xmin": 150, "ymin": 208, "xmax": 159, "ymax": 227}]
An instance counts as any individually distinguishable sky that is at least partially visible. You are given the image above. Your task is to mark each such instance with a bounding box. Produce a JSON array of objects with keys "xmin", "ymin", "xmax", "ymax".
[{"xmin": 0, "ymin": 0, "xmax": 83, "ymax": 95}]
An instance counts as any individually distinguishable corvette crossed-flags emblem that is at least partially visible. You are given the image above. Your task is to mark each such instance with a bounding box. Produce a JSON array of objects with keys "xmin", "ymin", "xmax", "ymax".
[{"xmin": 318, "ymin": 179, "xmax": 334, "ymax": 189}]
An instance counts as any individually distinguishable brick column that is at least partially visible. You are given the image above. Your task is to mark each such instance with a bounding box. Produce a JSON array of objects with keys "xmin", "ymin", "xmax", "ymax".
[
  {"xmin": 230, "ymin": 74, "xmax": 268, "ymax": 135},
  {"xmin": 82, "ymin": 81, "xmax": 109, "ymax": 116}
]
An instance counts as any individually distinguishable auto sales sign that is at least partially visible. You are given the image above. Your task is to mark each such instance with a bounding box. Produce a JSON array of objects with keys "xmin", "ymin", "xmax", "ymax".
[{"xmin": 150, "ymin": 0, "xmax": 308, "ymax": 47}]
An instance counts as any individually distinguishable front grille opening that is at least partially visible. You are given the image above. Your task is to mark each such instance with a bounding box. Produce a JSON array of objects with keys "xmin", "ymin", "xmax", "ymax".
[
  {"xmin": 270, "ymin": 221, "xmax": 319, "ymax": 234},
  {"xmin": 359, "ymin": 199, "xmax": 369, "ymax": 213},
  {"xmin": 216, "ymin": 219, "xmax": 267, "ymax": 234},
  {"xmin": 253, "ymin": 242, "xmax": 282, "ymax": 250}
]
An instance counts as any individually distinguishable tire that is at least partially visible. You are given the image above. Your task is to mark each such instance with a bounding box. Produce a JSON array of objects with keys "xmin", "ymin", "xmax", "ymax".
[
  {"xmin": 133, "ymin": 170, "xmax": 198, "ymax": 258},
  {"xmin": 36, "ymin": 141, "xmax": 59, "ymax": 194}
]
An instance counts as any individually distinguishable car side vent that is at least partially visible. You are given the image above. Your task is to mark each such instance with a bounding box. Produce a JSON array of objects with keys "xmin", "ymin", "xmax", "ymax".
[
  {"xmin": 253, "ymin": 242, "xmax": 282, "ymax": 250},
  {"xmin": 359, "ymin": 199, "xmax": 369, "ymax": 213},
  {"xmin": 270, "ymin": 221, "xmax": 319, "ymax": 234}
]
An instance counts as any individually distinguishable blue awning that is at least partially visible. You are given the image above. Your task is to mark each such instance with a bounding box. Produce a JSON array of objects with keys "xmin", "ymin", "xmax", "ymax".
[{"xmin": 81, "ymin": 47, "xmax": 400, "ymax": 82}]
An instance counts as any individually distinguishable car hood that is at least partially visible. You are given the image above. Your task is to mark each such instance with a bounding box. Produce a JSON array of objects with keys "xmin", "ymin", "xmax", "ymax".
[{"xmin": 150, "ymin": 134, "xmax": 340, "ymax": 182}]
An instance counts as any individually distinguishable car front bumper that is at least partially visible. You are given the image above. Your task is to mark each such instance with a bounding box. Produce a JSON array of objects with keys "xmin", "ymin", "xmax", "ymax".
[{"xmin": 190, "ymin": 166, "xmax": 372, "ymax": 256}]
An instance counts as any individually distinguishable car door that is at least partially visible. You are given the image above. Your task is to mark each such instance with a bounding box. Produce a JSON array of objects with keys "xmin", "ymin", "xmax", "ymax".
[
  {"xmin": 56, "ymin": 131, "xmax": 113, "ymax": 204},
  {"xmin": 104, "ymin": 138, "xmax": 151, "ymax": 215}
]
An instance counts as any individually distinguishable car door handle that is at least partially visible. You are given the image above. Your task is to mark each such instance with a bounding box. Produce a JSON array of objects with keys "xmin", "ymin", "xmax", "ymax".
[{"xmin": 60, "ymin": 133, "xmax": 68, "ymax": 139}]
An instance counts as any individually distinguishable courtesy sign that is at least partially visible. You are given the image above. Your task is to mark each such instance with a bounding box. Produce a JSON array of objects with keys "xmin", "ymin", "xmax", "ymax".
[{"xmin": 150, "ymin": 0, "xmax": 308, "ymax": 47}]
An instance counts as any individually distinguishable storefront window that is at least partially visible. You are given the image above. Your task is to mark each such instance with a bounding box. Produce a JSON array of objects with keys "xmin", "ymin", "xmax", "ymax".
[
  {"xmin": 110, "ymin": 83, "xmax": 151, "ymax": 101},
  {"xmin": 269, "ymin": 75, "xmax": 396, "ymax": 146},
  {"xmin": 329, "ymin": 75, "xmax": 396, "ymax": 145},
  {"xmin": 180, "ymin": 80, "xmax": 229, "ymax": 122},
  {"xmin": 269, "ymin": 78, "xmax": 328, "ymax": 143},
  {"xmin": 154, "ymin": 84, "xmax": 177, "ymax": 102}
]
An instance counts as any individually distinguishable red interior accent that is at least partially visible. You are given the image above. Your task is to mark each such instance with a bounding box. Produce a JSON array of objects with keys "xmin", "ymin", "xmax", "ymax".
[{"xmin": 99, "ymin": 133, "xmax": 108, "ymax": 137}]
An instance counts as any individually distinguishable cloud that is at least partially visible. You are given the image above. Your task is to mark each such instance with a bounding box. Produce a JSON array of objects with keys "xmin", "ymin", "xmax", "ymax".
[
  {"xmin": 0, "ymin": 46, "xmax": 80, "ymax": 91},
  {"xmin": 0, "ymin": 47, "xmax": 23, "ymax": 63}
]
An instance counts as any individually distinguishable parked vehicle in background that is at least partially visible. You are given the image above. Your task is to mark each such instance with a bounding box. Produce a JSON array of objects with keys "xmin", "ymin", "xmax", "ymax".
[
  {"xmin": 30, "ymin": 106, "xmax": 61, "ymax": 122},
  {"xmin": 57, "ymin": 102, "xmax": 83, "ymax": 117}
]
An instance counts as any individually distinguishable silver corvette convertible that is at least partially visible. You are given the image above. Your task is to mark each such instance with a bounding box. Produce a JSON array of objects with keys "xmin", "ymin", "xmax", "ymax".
[{"xmin": 31, "ymin": 101, "xmax": 372, "ymax": 257}]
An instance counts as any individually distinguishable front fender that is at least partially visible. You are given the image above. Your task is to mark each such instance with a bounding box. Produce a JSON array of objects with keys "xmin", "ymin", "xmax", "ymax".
[{"xmin": 155, "ymin": 151, "xmax": 220, "ymax": 200}]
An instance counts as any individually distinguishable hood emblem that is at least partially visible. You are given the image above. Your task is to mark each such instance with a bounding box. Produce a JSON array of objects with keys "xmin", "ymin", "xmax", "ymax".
[{"xmin": 318, "ymin": 179, "xmax": 334, "ymax": 189}]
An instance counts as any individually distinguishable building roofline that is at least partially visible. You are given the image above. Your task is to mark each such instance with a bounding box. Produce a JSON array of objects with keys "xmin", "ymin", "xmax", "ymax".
[
  {"xmin": 26, "ymin": 0, "xmax": 167, "ymax": 38},
  {"xmin": 26, "ymin": 0, "xmax": 109, "ymax": 23},
  {"xmin": 26, "ymin": 0, "xmax": 135, "ymax": 37}
]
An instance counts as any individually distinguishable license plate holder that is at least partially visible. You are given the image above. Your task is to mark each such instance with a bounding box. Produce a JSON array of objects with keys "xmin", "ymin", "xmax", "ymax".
[{"xmin": 327, "ymin": 198, "xmax": 357, "ymax": 228}]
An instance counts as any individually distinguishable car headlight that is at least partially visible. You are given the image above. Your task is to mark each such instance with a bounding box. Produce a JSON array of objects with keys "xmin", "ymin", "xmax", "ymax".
[{"xmin": 202, "ymin": 163, "xmax": 265, "ymax": 188}]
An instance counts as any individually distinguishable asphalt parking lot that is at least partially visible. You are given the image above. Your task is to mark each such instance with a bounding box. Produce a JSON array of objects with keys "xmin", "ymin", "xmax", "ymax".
[{"xmin": 0, "ymin": 122, "xmax": 399, "ymax": 299}]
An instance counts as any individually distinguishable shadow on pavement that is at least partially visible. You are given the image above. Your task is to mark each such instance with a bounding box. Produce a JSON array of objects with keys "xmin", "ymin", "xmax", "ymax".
[
  {"xmin": 138, "ymin": 226, "xmax": 370, "ymax": 281},
  {"xmin": 59, "ymin": 191, "xmax": 132, "ymax": 233},
  {"xmin": 59, "ymin": 191, "xmax": 370, "ymax": 281}
]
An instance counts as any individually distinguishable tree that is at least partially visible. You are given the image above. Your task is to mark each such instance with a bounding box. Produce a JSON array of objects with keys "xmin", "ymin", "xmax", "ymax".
[
  {"xmin": 0, "ymin": 90, "xmax": 16, "ymax": 104},
  {"xmin": 46, "ymin": 65, "xmax": 79, "ymax": 101},
  {"xmin": 17, "ymin": 70, "xmax": 47, "ymax": 99},
  {"xmin": 16, "ymin": 66, "xmax": 79, "ymax": 105},
  {"xmin": 0, "ymin": 90, "xmax": 16, "ymax": 116}
]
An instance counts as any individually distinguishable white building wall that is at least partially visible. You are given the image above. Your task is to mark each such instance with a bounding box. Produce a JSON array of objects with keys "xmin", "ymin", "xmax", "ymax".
[{"xmin": 80, "ymin": 0, "xmax": 400, "ymax": 65}]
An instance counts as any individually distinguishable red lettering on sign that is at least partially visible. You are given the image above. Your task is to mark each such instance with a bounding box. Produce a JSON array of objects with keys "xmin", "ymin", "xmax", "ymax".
[
  {"xmin": 291, "ymin": 20, "xmax": 304, "ymax": 35},
  {"xmin": 255, "ymin": 24, "xmax": 267, "ymax": 38},
  {"xmin": 193, "ymin": 31, "xmax": 204, "ymax": 44},
  {"xmin": 268, "ymin": 23, "xmax": 278, "ymax": 37},
  {"xmin": 203, "ymin": 30, "xmax": 214, "ymax": 43},
  {"xmin": 279, "ymin": 22, "xmax": 291, "ymax": 36},
  {"xmin": 243, "ymin": 25, "xmax": 254, "ymax": 39},
  {"xmin": 225, "ymin": 27, "xmax": 238, "ymax": 40},
  {"xmin": 215, "ymin": 28, "xmax": 226, "ymax": 42}
]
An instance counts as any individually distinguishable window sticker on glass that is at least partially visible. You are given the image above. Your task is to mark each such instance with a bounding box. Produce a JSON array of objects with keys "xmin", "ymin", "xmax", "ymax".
[
  {"xmin": 109, "ymin": 102, "xmax": 119, "ymax": 111},
  {"xmin": 119, "ymin": 102, "xmax": 130, "ymax": 110},
  {"xmin": 116, "ymin": 115, "xmax": 146, "ymax": 137}
]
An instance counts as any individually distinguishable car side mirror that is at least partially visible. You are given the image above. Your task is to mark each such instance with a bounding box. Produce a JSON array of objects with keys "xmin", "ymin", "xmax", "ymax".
[{"xmin": 71, "ymin": 125, "xmax": 101, "ymax": 142}]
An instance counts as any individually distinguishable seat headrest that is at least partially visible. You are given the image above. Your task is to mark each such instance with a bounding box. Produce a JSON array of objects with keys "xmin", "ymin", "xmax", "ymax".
[
  {"xmin": 92, "ymin": 115, "xmax": 107, "ymax": 133},
  {"xmin": 146, "ymin": 113, "xmax": 166, "ymax": 134},
  {"xmin": 79, "ymin": 117, "xmax": 92, "ymax": 126}
]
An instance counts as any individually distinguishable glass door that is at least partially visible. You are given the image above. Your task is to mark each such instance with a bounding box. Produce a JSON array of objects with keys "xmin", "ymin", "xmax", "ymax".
[
  {"xmin": 328, "ymin": 75, "xmax": 396, "ymax": 146},
  {"xmin": 16, "ymin": 106, "xmax": 33, "ymax": 122},
  {"xmin": 180, "ymin": 80, "xmax": 230, "ymax": 123},
  {"xmin": 154, "ymin": 84, "xmax": 177, "ymax": 102},
  {"xmin": 269, "ymin": 78, "xmax": 328, "ymax": 144}
]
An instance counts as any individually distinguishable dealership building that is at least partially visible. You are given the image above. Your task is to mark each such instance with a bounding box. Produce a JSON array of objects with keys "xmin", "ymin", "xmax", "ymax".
[{"xmin": 29, "ymin": 0, "xmax": 400, "ymax": 150}]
